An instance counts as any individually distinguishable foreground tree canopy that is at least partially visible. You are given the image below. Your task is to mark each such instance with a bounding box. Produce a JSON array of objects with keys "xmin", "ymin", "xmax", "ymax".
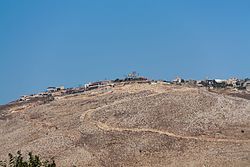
[{"xmin": 0, "ymin": 151, "xmax": 56, "ymax": 167}]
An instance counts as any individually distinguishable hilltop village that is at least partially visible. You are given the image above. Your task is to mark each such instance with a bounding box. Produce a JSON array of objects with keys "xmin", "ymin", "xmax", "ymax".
[
  {"xmin": 0, "ymin": 72, "xmax": 250, "ymax": 166},
  {"xmin": 9, "ymin": 72, "xmax": 250, "ymax": 106}
]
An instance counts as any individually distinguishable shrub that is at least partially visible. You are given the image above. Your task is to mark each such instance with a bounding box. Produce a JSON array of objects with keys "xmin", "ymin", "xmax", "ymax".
[{"xmin": 0, "ymin": 151, "xmax": 56, "ymax": 167}]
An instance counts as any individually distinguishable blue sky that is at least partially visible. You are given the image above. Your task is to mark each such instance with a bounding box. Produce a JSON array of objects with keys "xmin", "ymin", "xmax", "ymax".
[{"xmin": 0, "ymin": 0, "xmax": 249, "ymax": 104}]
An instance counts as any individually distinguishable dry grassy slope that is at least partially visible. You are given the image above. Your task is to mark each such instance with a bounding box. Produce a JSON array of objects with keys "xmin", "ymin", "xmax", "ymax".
[{"xmin": 0, "ymin": 83, "xmax": 250, "ymax": 167}]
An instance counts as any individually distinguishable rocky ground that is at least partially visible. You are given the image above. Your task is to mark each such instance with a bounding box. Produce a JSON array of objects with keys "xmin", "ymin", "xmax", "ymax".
[{"xmin": 0, "ymin": 83, "xmax": 250, "ymax": 166}]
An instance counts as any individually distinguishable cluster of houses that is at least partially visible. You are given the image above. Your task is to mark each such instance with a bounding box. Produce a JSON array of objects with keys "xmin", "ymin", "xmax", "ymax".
[
  {"xmin": 16, "ymin": 73, "xmax": 250, "ymax": 103},
  {"xmin": 18, "ymin": 86, "xmax": 65, "ymax": 102},
  {"xmin": 171, "ymin": 77, "xmax": 250, "ymax": 91},
  {"xmin": 16, "ymin": 72, "xmax": 148, "ymax": 102}
]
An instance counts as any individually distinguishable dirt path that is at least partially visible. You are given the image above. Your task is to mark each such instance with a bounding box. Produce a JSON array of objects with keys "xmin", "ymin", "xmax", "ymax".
[
  {"xmin": 81, "ymin": 92, "xmax": 250, "ymax": 143},
  {"xmin": 96, "ymin": 122, "xmax": 250, "ymax": 143}
]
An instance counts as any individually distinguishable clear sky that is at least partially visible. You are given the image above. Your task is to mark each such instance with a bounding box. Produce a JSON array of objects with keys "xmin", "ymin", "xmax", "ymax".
[{"xmin": 0, "ymin": 0, "xmax": 249, "ymax": 104}]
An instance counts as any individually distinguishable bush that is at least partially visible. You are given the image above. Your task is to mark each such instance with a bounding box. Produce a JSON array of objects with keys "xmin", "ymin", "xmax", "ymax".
[{"xmin": 0, "ymin": 151, "xmax": 56, "ymax": 167}]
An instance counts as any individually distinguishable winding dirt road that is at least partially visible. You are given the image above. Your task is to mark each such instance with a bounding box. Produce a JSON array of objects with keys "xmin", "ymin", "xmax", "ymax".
[{"xmin": 81, "ymin": 92, "xmax": 250, "ymax": 143}]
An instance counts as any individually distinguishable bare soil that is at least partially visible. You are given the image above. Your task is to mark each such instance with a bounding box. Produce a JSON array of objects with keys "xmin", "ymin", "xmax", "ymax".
[{"xmin": 0, "ymin": 83, "xmax": 249, "ymax": 166}]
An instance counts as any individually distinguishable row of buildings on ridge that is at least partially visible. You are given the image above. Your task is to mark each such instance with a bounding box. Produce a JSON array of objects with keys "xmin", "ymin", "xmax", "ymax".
[
  {"xmin": 172, "ymin": 77, "xmax": 250, "ymax": 91},
  {"xmin": 16, "ymin": 73, "xmax": 250, "ymax": 103}
]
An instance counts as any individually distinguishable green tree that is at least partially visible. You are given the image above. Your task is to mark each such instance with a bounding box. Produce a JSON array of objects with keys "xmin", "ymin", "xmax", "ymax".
[{"xmin": 0, "ymin": 151, "xmax": 56, "ymax": 167}]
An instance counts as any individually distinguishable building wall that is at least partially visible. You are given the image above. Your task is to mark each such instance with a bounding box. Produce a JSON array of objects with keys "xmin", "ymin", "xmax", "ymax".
[{"xmin": 246, "ymin": 85, "xmax": 250, "ymax": 92}]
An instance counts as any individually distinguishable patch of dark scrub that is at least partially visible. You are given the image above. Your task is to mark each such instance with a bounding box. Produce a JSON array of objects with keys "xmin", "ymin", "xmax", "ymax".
[
  {"xmin": 229, "ymin": 93, "xmax": 250, "ymax": 100},
  {"xmin": 80, "ymin": 99, "xmax": 98, "ymax": 106}
]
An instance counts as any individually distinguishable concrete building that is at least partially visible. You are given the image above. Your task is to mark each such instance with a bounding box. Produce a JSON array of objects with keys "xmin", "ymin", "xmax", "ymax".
[
  {"xmin": 243, "ymin": 81, "xmax": 250, "ymax": 92},
  {"xmin": 173, "ymin": 77, "xmax": 184, "ymax": 84},
  {"xmin": 47, "ymin": 86, "xmax": 65, "ymax": 92},
  {"xmin": 226, "ymin": 78, "xmax": 238, "ymax": 87}
]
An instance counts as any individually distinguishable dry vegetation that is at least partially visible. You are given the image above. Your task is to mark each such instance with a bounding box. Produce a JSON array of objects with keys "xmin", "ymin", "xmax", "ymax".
[{"xmin": 0, "ymin": 83, "xmax": 250, "ymax": 166}]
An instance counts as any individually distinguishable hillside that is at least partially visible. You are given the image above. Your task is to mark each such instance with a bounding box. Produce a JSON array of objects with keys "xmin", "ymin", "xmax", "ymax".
[{"xmin": 0, "ymin": 83, "xmax": 250, "ymax": 166}]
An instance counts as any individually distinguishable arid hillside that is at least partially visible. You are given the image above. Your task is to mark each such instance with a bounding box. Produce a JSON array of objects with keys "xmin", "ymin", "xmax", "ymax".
[{"xmin": 0, "ymin": 83, "xmax": 250, "ymax": 166}]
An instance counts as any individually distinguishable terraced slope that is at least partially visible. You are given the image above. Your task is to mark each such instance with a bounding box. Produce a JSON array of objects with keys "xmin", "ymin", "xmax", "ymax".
[{"xmin": 0, "ymin": 84, "xmax": 249, "ymax": 166}]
